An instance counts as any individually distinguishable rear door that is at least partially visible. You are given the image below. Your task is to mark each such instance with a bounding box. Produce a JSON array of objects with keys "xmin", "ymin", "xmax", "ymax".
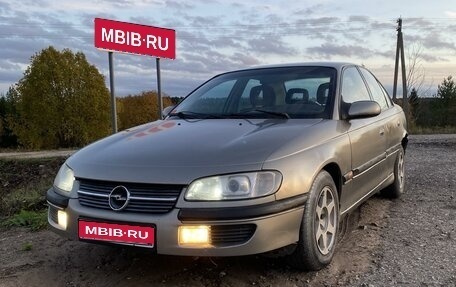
[{"xmin": 359, "ymin": 68, "xmax": 406, "ymax": 174}]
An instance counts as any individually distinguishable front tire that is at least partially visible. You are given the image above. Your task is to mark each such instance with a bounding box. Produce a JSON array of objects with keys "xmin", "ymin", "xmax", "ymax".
[{"xmin": 287, "ymin": 170, "xmax": 339, "ymax": 271}]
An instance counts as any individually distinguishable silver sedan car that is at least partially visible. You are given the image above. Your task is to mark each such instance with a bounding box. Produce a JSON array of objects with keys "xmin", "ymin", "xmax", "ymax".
[{"xmin": 46, "ymin": 62, "xmax": 407, "ymax": 270}]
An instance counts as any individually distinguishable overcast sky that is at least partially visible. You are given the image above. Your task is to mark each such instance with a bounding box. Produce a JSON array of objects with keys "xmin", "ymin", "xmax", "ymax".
[{"xmin": 1, "ymin": 0, "xmax": 455, "ymax": 97}]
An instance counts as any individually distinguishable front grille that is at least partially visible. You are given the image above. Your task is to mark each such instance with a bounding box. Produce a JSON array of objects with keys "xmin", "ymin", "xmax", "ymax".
[
  {"xmin": 211, "ymin": 224, "xmax": 256, "ymax": 246},
  {"xmin": 77, "ymin": 178, "xmax": 183, "ymax": 214}
]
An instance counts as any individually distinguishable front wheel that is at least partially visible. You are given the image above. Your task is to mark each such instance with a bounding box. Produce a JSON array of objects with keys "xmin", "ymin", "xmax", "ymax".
[{"xmin": 287, "ymin": 170, "xmax": 339, "ymax": 271}]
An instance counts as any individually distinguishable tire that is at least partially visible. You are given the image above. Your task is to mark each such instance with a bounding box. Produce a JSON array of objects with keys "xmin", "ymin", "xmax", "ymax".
[
  {"xmin": 287, "ymin": 170, "xmax": 339, "ymax": 271},
  {"xmin": 382, "ymin": 146, "xmax": 405, "ymax": 198}
]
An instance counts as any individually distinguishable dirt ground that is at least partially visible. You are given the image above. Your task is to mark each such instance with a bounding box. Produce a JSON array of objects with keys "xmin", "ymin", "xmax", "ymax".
[{"xmin": 0, "ymin": 134, "xmax": 455, "ymax": 287}]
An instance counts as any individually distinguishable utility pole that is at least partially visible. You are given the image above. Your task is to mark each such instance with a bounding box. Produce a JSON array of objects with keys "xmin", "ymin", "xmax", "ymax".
[{"xmin": 392, "ymin": 18, "xmax": 408, "ymax": 120}]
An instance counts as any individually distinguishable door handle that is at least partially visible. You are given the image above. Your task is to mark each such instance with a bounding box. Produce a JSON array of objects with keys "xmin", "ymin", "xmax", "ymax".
[{"xmin": 379, "ymin": 128, "xmax": 385, "ymax": 135}]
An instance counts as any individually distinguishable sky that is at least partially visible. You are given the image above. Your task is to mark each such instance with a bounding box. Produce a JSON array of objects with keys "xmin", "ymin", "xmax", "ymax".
[{"xmin": 0, "ymin": 0, "xmax": 455, "ymax": 98}]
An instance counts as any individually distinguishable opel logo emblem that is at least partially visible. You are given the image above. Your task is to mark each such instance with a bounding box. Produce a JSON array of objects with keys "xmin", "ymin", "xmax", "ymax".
[{"xmin": 109, "ymin": 185, "xmax": 130, "ymax": 211}]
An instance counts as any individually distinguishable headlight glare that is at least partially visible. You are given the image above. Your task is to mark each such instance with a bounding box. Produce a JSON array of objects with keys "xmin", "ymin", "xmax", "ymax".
[
  {"xmin": 53, "ymin": 164, "xmax": 75, "ymax": 193},
  {"xmin": 185, "ymin": 171, "xmax": 281, "ymax": 201}
]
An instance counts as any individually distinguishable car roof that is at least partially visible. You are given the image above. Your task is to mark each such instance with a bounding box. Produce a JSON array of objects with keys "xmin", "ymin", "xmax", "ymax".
[{"xmin": 230, "ymin": 62, "xmax": 357, "ymax": 73}]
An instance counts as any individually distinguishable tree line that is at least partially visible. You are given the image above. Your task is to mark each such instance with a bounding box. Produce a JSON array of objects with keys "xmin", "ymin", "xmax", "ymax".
[
  {"xmin": 0, "ymin": 46, "xmax": 178, "ymax": 149},
  {"xmin": 407, "ymin": 76, "xmax": 456, "ymax": 130},
  {"xmin": 1, "ymin": 46, "xmax": 455, "ymax": 150}
]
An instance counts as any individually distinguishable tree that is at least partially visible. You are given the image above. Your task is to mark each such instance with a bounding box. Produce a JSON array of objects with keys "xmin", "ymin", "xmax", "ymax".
[
  {"xmin": 117, "ymin": 91, "xmax": 173, "ymax": 131},
  {"xmin": 10, "ymin": 46, "xmax": 111, "ymax": 149},
  {"xmin": 408, "ymin": 88, "xmax": 420, "ymax": 125},
  {"xmin": 406, "ymin": 44, "xmax": 428, "ymax": 96},
  {"xmin": 435, "ymin": 76, "xmax": 456, "ymax": 126},
  {"xmin": 0, "ymin": 86, "xmax": 19, "ymax": 147}
]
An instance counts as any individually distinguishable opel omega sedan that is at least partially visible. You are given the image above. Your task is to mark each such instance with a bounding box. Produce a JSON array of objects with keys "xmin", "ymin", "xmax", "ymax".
[{"xmin": 47, "ymin": 62, "xmax": 407, "ymax": 270}]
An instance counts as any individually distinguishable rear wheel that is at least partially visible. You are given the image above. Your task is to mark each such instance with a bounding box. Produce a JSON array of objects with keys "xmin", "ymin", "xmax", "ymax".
[
  {"xmin": 382, "ymin": 146, "xmax": 405, "ymax": 198},
  {"xmin": 287, "ymin": 170, "xmax": 339, "ymax": 271}
]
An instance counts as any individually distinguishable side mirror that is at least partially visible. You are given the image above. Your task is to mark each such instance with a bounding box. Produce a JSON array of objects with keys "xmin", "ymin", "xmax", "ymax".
[
  {"xmin": 347, "ymin": 101, "xmax": 381, "ymax": 120},
  {"xmin": 162, "ymin": 105, "xmax": 175, "ymax": 119}
]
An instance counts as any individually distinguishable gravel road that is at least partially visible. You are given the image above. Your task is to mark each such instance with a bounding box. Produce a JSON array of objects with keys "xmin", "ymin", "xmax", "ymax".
[
  {"xmin": 0, "ymin": 134, "xmax": 455, "ymax": 287},
  {"xmin": 357, "ymin": 134, "xmax": 456, "ymax": 286}
]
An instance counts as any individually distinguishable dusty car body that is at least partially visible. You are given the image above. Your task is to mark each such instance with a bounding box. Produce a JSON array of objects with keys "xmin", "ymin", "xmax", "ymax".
[{"xmin": 46, "ymin": 62, "xmax": 407, "ymax": 270}]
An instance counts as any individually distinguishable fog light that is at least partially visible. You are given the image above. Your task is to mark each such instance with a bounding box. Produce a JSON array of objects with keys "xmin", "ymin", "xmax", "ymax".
[
  {"xmin": 178, "ymin": 226, "xmax": 211, "ymax": 246},
  {"xmin": 57, "ymin": 210, "xmax": 67, "ymax": 230}
]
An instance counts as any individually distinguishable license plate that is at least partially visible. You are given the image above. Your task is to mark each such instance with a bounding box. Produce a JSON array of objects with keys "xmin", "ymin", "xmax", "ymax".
[{"xmin": 78, "ymin": 220, "xmax": 155, "ymax": 247}]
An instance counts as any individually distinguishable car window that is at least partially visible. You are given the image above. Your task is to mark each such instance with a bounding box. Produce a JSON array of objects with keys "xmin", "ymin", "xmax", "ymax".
[
  {"xmin": 173, "ymin": 67, "xmax": 337, "ymax": 119},
  {"xmin": 185, "ymin": 80, "xmax": 236, "ymax": 114},
  {"xmin": 238, "ymin": 79, "xmax": 261, "ymax": 111},
  {"xmin": 359, "ymin": 68, "xmax": 389, "ymax": 110},
  {"xmin": 379, "ymin": 82, "xmax": 394, "ymax": 106},
  {"xmin": 284, "ymin": 77, "xmax": 331, "ymax": 102},
  {"xmin": 341, "ymin": 67, "xmax": 371, "ymax": 103}
]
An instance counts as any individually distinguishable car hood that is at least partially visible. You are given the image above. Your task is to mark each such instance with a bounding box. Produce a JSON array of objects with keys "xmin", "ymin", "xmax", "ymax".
[{"xmin": 67, "ymin": 118, "xmax": 323, "ymax": 184}]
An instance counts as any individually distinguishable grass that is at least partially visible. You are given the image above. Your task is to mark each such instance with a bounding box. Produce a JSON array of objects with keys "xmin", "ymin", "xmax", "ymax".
[
  {"xmin": 22, "ymin": 242, "xmax": 33, "ymax": 251},
  {"xmin": 1, "ymin": 210, "xmax": 48, "ymax": 231},
  {"xmin": 0, "ymin": 157, "xmax": 66, "ymax": 231},
  {"xmin": 0, "ymin": 181, "xmax": 50, "ymax": 216}
]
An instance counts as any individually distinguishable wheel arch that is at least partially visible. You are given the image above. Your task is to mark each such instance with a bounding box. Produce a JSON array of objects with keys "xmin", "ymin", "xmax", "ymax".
[
  {"xmin": 321, "ymin": 162, "xmax": 342, "ymax": 201},
  {"xmin": 402, "ymin": 134, "xmax": 408, "ymax": 152}
]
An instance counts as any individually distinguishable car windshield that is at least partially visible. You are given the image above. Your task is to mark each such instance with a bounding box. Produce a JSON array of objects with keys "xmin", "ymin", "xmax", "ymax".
[{"xmin": 171, "ymin": 66, "xmax": 337, "ymax": 119}]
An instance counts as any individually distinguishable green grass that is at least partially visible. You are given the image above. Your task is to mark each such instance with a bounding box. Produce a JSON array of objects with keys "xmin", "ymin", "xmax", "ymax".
[
  {"xmin": 0, "ymin": 180, "xmax": 51, "ymax": 216},
  {"xmin": 2, "ymin": 210, "xmax": 48, "ymax": 231},
  {"xmin": 0, "ymin": 157, "xmax": 66, "ymax": 231},
  {"xmin": 22, "ymin": 242, "xmax": 33, "ymax": 251}
]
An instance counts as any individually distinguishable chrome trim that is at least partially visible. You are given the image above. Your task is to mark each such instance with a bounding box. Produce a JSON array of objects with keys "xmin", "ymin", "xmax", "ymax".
[
  {"xmin": 47, "ymin": 201, "xmax": 65, "ymax": 210},
  {"xmin": 341, "ymin": 173, "xmax": 393, "ymax": 215},
  {"xmin": 78, "ymin": 190, "xmax": 109, "ymax": 198},
  {"xmin": 77, "ymin": 190, "xmax": 177, "ymax": 202}
]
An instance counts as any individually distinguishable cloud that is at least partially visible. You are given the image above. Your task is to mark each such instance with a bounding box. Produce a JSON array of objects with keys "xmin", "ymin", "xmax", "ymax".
[
  {"xmin": 348, "ymin": 15, "xmax": 370, "ymax": 22},
  {"xmin": 0, "ymin": 1, "xmax": 455, "ymax": 99},
  {"xmin": 306, "ymin": 43, "xmax": 376, "ymax": 58},
  {"xmin": 445, "ymin": 11, "xmax": 456, "ymax": 18},
  {"xmin": 405, "ymin": 34, "xmax": 456, "ymax": 52}
]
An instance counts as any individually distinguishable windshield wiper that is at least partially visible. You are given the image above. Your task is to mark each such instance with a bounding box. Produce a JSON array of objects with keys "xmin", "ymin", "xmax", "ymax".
[
  {"xmin": 169, "ymin": 111, "xmax": 223, "ymax": 119},
  {"xmin": 229, "ymin": 109, "xmax": 290, "ymax": 119},
  {"xmin": 254, "ymin": 109, "xmax": 290, "ymax": 119}
]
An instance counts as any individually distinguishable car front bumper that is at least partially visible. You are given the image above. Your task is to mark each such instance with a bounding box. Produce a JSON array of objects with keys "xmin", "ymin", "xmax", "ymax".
[{"xmin": 46, "ymin": 188, "xmax": 306, "ymax": 256}]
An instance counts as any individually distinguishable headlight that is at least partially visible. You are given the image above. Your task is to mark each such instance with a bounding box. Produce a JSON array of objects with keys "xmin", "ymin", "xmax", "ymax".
[
  {"xmin": 53, "ymin": 164, "xmax": 75, "ymax": 194},
  {"xmin": 185, "ymin": 171, "xmax": 282, "ymax": 201}
]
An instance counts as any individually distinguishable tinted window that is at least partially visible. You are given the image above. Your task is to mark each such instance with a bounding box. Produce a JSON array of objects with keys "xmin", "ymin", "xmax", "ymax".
[
  {"xmin": 359, "ymin": 68, "xmax": 389, "ymax": 110},
  {"xmin": 238, "ymin": 79, "xmax": 261, "ymax": 111},
  {"xmin": 189, "ymin": 80, "xmax": 236, "ymax": 114},
  {"xmin": 173, "ymin": 67, "xmax": 337, "ymax": 119},
  {"xmin": 341, "ymin": 67, "xmax": 371, "ymax": 103}
]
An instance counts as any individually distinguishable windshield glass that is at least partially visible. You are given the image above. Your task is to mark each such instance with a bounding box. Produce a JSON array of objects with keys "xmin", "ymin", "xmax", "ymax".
[{"xmin": 171, "ymin": 66, "xmax": 337, "ymax": 119}]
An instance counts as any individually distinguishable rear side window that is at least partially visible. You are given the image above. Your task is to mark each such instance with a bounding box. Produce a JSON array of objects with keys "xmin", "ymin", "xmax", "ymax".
[
  {"xmin": 341, "ymin": 67, "xmax": 370, "ymax": 103},
  {"xmin": 359, "ymin": 68, "xmax": 389, "ymax": 110}
]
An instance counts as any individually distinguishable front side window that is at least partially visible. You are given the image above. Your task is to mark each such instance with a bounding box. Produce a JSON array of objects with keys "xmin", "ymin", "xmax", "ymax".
[
  {"xmin": 341, "ymin": 67, "xmax": 371, "ymax": 103},
  {"xmin": 172, "ymin": 67, "xmax": 337, "ymax": 119}
]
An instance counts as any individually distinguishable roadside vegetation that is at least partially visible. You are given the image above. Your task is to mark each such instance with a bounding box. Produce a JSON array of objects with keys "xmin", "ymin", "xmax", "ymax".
[
  {"xmin": 0, "ymin": 157, "xmax": 66, "ymax": 230},
  {"xmin": 0, "ymin": 46, "xmax": 177, "ymax": 150},
  {"xmin": 405, "ymin": 76, "xmax": 456, "ymax": 134}
]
